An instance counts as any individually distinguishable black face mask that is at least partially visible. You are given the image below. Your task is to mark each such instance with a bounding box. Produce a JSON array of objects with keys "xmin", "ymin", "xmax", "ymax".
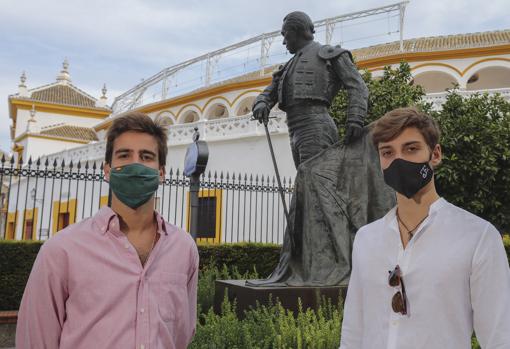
[{"xmin": 383, "ymin": 158, "xmax": 433, "ymax": 199}]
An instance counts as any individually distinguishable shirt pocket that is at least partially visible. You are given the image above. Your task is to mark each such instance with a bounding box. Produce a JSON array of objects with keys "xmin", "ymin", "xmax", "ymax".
[{"xmin": 155, "ymin": 272, "xmax": 188, "ymax": 322}]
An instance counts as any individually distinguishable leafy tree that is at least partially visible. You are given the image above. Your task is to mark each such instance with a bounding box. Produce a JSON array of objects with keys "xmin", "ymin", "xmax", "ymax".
[
  {"xmin": 433, "ymin": 90, "xmax": 510, "ymax": 231},
  {"xmin": 330, "ymin": 61, "xmax": 428, "ymax": 138},
  {"xmin": 331, "ymin": 61, "xmax": 510, "ymax": 232}
]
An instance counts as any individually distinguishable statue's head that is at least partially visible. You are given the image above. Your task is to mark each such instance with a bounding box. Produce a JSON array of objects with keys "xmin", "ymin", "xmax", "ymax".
[{"xmin": 281, "ymin": 11, "xmax": 315, "ymax": 54}]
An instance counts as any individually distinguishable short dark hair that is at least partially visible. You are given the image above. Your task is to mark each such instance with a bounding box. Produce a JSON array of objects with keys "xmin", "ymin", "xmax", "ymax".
[
  {"xmin": 372, "ymin": 107, "xmax": 440, "ymax": 149},
  {"xmin": 105, "ymin": 112, "xmax": 168, "ymax": 167},
  {"xmin": 283, "ymin": 11, "xmax": 315, "ymax": 40}
]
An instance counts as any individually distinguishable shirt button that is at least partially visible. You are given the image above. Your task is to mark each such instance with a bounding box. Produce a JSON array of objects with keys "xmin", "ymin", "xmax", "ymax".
[
  {"xmin": 140, "ymin": 308, "xmax": 145, "ymax": 313},
  {"xmin": 140, "ymin": 345, "xmax": 145, "ymax": 349},
  {"xmin": 124, "ymin": 243, "xmax": 130, "ymax": 249}
]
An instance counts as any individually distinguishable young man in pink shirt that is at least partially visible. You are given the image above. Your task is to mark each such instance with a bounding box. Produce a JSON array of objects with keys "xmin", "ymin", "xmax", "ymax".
[{"xmin": 16, "ymin": 112, "xmax": 199, "ymax": 349}]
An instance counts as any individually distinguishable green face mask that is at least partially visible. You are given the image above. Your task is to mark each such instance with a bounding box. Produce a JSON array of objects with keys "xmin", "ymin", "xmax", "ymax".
[{"xmin": 108, "ymin": 163, "xmax": 160, "ymax": 209}]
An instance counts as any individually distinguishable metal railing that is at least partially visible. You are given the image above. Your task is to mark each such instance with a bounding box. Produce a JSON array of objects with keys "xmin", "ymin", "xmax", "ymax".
[
  {"xmin": 0, "ymin": 155, "xmax": 293, "ymax": 244},
  {"xmin": 111, "ymin": 2, "xmax": 408, "ymax": 114}
]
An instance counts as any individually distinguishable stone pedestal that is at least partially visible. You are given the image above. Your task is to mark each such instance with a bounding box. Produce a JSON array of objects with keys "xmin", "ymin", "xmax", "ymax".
[{"xmin": 214, "ymin": 280, "xmax": 346, "ymax": 317}]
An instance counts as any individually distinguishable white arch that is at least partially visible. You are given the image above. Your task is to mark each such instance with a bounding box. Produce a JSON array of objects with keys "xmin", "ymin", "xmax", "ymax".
[
  {"xmin": 465, "ymin": 64, "xmax": 510, "ymax": 91},
  {"xmin": 233, "ymin": 95, "xmax": 257, "ymax": 116},
  {"xmin": 413, "ymin": 70, "xmax": 459, "ymax": 93},
  {"xmin": 177, "ymin": 105, "xmax": 202, "ymax": 123},
  {"xmin": 155, "ymin": 111, "xmax": 176, "ymax": 126},
  {"xmin": 178, "ymin": 110, "xmax": 200, "ymax": 124},
  {"xmin": 203, "ymin": 100, "xmax": 231, "ymax": 120}
]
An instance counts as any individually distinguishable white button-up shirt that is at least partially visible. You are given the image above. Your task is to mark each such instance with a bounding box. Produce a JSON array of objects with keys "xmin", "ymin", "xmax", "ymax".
[{"xmin": 340, "ymin": 198, "xmax": 510, "ymax": 349}]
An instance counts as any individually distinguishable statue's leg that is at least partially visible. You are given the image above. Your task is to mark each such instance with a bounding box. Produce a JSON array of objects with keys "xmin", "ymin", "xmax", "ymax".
[
  {"xmin": 288, "ymin": 130, "xmax": 301, "ymax": 169},
  {"xmin": 292, "ymin": 113, "xmax": 339, "ymax": 164}
]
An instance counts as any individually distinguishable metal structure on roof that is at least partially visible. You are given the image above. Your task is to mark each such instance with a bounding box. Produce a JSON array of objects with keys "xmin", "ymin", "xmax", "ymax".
[{"xmin": 111, "ymin": 1, "xmax": 409, "ymax": 115}]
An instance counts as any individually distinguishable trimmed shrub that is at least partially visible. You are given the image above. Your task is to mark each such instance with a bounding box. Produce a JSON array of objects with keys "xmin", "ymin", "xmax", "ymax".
[
  {"xmin": 190, "ymin": 294, "xmax": 343, "ymax": 349},
  {"xmin": 0, "ymin": 241, "xmax": 42, "ymax": 310},
  {"xmin": 197, "ymin": 242, "xmax": 280, "ymax": 276},
  {"xmin": 0, "ymin": 241, "xmax": 279, "ymax": 310}
]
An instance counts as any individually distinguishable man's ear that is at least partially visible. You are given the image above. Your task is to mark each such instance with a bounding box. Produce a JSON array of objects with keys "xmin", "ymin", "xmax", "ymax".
[
  {"xmin": 430, "ymin": 144, "xmax": 442, "ymax": 168},
  {"xmin": 104, "ymin": 162, "xmax": 111, "ymax": 182},
  {"xmin": 159, "ymin": 166, "xmax": 166, "ymax": 184}
]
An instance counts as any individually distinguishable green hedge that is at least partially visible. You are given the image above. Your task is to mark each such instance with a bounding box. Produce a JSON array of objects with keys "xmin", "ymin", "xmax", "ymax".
[
  {"xmin": 0, "ymin": 241, "xmax": 43, "ymax": 311},
  {"xmin": 1, "ymin": 238, "xmax": 508, "ymax": 311},
  {"xmin": 198, "ymin": 243, "xmax": 280, "ymax": 276},
  {"xmin": 0, "ymin": 241, "xmax": 280, "ymax": 311}
]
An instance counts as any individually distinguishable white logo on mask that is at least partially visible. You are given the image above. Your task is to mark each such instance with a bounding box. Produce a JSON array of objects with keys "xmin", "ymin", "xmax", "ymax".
[{"xmin": 420, "ymin": 165, "xmax": 429, "ymax": 179}]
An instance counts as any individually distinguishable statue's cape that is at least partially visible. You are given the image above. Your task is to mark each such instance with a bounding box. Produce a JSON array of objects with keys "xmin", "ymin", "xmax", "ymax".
[{"xmin": 247, "ymin": 128, "xmax": 395, "ymax": 287}]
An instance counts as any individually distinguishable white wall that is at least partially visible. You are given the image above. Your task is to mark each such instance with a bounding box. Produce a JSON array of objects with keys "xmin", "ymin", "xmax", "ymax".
[
  {"xmin": 15, "ymin": 109, "xmax": 102, "ymax": 139},
  {"xmin": 24, "ymin": 137, "xmax": 87, "ymax": 161}
]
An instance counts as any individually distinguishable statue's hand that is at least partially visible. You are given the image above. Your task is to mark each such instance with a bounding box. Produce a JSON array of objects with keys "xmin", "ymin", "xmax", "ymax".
[
  {"xmin": 344, "ymin": 122, "xmax": 364, "ymax": 145},
  {"xmin": 252, "ymin": 102, "xmax": 270, "ymax": 125}
]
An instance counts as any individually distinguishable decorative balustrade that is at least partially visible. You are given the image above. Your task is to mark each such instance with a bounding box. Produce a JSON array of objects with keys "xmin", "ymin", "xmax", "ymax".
[
  {"xmin": 40, "ymin": 88, "xmax": 510, "ymax": 164},
  {"xmin": 41, "ymin": 111, "xmax": 288, "ymax": 164},
  {"xmin": 422, "ymin": 88, "xmax": 510, "ymax": 110}
]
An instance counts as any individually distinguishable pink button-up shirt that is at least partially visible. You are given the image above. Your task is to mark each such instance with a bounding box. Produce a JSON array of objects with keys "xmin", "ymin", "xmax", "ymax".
[{"xmin": 16, "ymin": 207, "xmax": 199, "ymax": 349}]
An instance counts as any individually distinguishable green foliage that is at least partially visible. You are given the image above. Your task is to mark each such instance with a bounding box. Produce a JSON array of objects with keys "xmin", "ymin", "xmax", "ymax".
[
  {"xmin": 0, "ymin": 241, "xmax": 42, "ymax": 310},
  {"xmin": 472, "ymin": 336, "xmax": 481, "ymax": 349},
  {"xmin": 198, "ymin": 242, "xmax": 280, "ymax": 277},
  {"xmin": 197, "ymin": 264, "xmax": 259, "ymax": 315},
  {"xmin": 433, "ymin": 90, "xmax": 510, "ymax": 231},
  {"xmin": 331, "ymin": 61, "xmax": 510, "ymax": 231},
  {"xmin": 190, "ymin": 294, "xmax": 343, "ymax": 349},
  {"xmin": 0, "ymin": 241, "xmax": 278, "ymax": 310},
  {"xmin": 330, "ymin": 61, "xmax": 428, "ymax": 138}
]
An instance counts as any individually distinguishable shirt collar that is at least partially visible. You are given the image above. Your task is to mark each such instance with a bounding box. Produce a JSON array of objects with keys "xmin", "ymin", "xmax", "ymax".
[
  {"xmin": 383, "ymin": 197, "xmax": 447, "ymax": 229},
  {"xmin": 94, "ymin": 206, "xmax": 168, "ymax": 236}
]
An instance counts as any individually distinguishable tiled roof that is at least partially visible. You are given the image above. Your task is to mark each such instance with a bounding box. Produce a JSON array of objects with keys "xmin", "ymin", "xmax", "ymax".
[
  {"xmin": 352, "ymin": 29, "xmax": 510, "ymax": 61},
  {"xmin": 10, "ymin": 82, "xmax": 111, "ymax": 111},
  {"xmin": 29, "ymin": 84, "xmax": 96, "ymax": 108},
  {"xmin": 39, "ymin": 124, "xmax": 98, "ymax": 141}
]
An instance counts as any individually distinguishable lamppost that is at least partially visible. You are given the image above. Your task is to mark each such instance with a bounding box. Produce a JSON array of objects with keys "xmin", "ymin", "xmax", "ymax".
[{"xmin": 184, "ymin": 127, "xmax": 209, "ymax": 241}]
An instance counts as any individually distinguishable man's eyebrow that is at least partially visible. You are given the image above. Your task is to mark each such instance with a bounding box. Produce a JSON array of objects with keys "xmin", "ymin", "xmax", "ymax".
[
  {"xmin": 139, "ymin": 150, "xmax": 157, "ymax": 156},
  {"xmin": 114, "ymin": 148, "xmax": 132, "ymax": 154},
  {"xmin": 378, "ymin": 145, "xmax": 392, "ymax": 151},
  {"xmin": 402, "ymin": 141, "xmax": 422, "ymax": 147}
]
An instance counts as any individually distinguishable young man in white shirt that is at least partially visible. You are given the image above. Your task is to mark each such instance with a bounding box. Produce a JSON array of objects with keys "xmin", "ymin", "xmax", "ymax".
[{"xmin": 340, "ymin": 107, "xmax": 510, "ymax": 349}]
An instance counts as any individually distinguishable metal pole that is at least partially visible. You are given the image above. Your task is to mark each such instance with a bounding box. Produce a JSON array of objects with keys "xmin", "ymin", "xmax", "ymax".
[
  {"xmin": 189, "ymin": 174, "xmax": 200, "ymax": 240},
  {"xmin": 262, "ymin": 120, "xmax": 290, "ymax": 225}
]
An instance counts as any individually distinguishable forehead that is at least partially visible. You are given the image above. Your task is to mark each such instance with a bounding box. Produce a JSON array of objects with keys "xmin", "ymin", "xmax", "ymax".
[
  {"xmin": 113, "ymin": 131, "xmax": 158, "ymax": 152},
  {"xmin": 378, "ymin": 127, "xmax": 427, "ymax": 148}
]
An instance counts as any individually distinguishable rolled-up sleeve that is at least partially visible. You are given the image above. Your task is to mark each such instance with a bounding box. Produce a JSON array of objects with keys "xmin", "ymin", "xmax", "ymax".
[
  {"xmin": 470, "ymin": 224, "xmax": 510, "ymax": 348},
  {"xmin": 16, "ymin": 241, "xmax": 68, "ymax": 349}
]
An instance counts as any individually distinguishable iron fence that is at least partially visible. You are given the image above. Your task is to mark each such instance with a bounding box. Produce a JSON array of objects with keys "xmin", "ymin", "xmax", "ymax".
[{"xmin": 0, "ymin": 155, "xmax": 293, "ymax": 244}]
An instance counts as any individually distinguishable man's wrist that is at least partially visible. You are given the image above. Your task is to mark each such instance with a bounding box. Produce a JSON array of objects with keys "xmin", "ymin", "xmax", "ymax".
[{"xmin": 253, "ymin": 101, "xmax": 269, "ymax": 110}]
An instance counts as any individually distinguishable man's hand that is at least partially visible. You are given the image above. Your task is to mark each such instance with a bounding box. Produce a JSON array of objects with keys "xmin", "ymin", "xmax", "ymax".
[
  {"xmin": 344, "ymin": 122, "xmax": 364, "ymax": 145},
  {"xmin": 252, "ymin": 102, "xmax": 270, "ymax": 125}
]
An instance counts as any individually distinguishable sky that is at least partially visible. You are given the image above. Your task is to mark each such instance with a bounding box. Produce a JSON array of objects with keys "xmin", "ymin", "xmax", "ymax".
[{"xmin": 1, "ymin": 0, "xmax": 508, "ymax": 153}]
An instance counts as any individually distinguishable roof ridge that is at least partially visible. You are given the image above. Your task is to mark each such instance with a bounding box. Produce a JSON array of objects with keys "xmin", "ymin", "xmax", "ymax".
[
  {"xmin": 352, "ymin": 28, "xmax": 510, "ymax": 53},
  {"xmin": 65, "ymin": 83, "xmax": 98, "ymax": 102},
  {"xmin": 40, "ymin": 122, "xmax": 67, "ymax": 131}
]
